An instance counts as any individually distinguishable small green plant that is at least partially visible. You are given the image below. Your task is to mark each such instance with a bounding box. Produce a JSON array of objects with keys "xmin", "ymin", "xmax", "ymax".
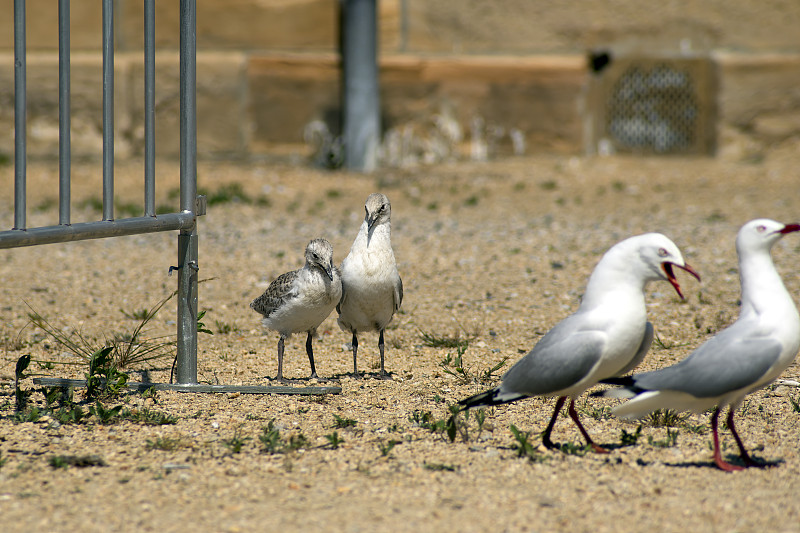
[
  {"xmin": 14, "ymin": 406, "xmax": 42, "ymax": 423},
  {"xmin": 197, "ymin": 311, "xmax": 214, "ymax": 336},
  {"xmin": 479, "ymin": 356, "xmax": 510, "ymax": 383},
  {"xmin": 423, "ymin": 462, "xmax": 458, "ymax": 471},
  {"xmin": 556, "ymin": 441, "xmax": 591, "ymax": 456},
  {"xmin": 222, "ymin": 427, "xmax": 251, "ymax": 454},
  {"xmin": 647, "ymin": 409, "xmax": 688, "ymax": 428},
  {"xmin": 48, "ymin": 454, "xmax": 105, "ymax": 469},
  {"xmin": 378, "ymin": 439, "xmax": 401, "ymax": 457},
  {"xmin": 215, "ymin": 320, "xmax": 238, "ymax": 335},
  {"xmin": 579, "ymin": 402, "xmax": 614, "ymax": 421},
  {"xmin": 620, "ymin": 425, "xmax": 642, "ymax": 447},
  {"xmin": 141, "ymin": 386, "xmax": 159, "ymax": 404},
  {"xmin": 510, "ymin": 424, "xmax": 545, "ymax": 462},
  {"xmin": 146, "ymin": 437, "xmax": 185, "ymax": 451},
  {"xmin": 439, "ymin": 346, "xmax": 470, "ymax": 383},
  {"xmin": 324, "ymin": 432, "xmax": 344, "ymax": 450},
  {"xmin": 286, "ymin": 433, "xmax": 308, "ymax": 451},
  {"xmin": 420, "ymin": 330, "xmax": 471, "ymax": 350},
  {"xmin": 259, "ymin": 420, "xmax": 283, "ymax": 454},
  {"xmin": 90, "ymin": 401, "xmax": 123, "ymax": 424},
  {"xmin": 120, "ymin": 407, "xmax": 177, "ymax": 425},
  {"xmin": 333, "ymin": 414, "xmax": 358, "ymax": 429},
  {"xmin": 28, "ymin": 294, "xmax": 177, "ymax": 371},
  {"xmin": 53, "ymin": 405, "xmax": 87, "ymax": 425},
  {"xmin": 49, "ymin": 455, "xmax": 70, "ymax": 469},
  {"xmin": 653, "ymin": 334, "xmax": 690, "ymax": 350},
  {"xmin": 120, "ymin": 308, "xmax": 151, "ymax": 321},
  {"xmin": 85, "ymin": 347, "xmax": 129, "ymax": 400},
  {"xmin": 789, "ymin": 395, "xmax": 800, "ymax": 413},
  {"xmin": 648, "ymin": 428, "xmax": 679, "ymax": 448}
]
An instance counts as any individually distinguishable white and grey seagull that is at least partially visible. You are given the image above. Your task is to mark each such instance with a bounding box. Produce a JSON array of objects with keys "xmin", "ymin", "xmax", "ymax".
[
  {"xmin": 459, "ymin": 233, "xmax": 699, "ymax": 452},
  {"xmin": 337, "ymin": 193, "xmax": 403, "ymax": 379},
  {"xmin": 251, "ymin": 238, "xmax": 342, "ymax": 382},
  {"xmin": 601, "ymin": 219, "xmax": 800, "ymax": 471}
]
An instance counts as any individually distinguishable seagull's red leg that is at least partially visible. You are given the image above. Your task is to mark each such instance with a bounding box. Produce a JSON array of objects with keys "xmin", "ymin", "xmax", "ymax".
[
  {"xmin": 726, "ymin": 408, "xmax": 762, "ymax": 468},
  {"xmin": 568, "ymin": 399, "xmax": 609, "ymax": 454},
  {"xmin": 711, "ymin": 407, "xmax": 744, "ymax": 472},
  {"xmin": 542, "ymin": 396, "xmax": 567, "ymax": 449}
]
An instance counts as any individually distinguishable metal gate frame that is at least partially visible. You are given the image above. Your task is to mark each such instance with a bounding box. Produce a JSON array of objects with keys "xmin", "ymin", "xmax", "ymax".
[{"xmin": 8, "ymin": 0, "xmax": 338, "ymax": 395}]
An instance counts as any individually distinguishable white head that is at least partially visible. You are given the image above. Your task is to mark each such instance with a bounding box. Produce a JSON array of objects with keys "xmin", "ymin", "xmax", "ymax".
[
  {"xmin": 305, "ymin": 238, "xmax": 336, "ymax": 281},
  {"xmin": 364, "ymin": 193, "xmax": 392, "ymax": 244},
  {"xmin": 736, "ymin": 218, "xmax": 800, "ymax": 256},
  {"xmin": 598, "ymin": 233, "xmax": 701, "ymax": 299}
]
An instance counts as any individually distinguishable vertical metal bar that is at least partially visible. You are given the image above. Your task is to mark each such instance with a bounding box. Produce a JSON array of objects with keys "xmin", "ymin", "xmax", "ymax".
[
  {"xmin": 102, "ymin": 0, "xmax": 114, "ymax": 221},
  {"xmin": 176, "ymin": 0, "xmax": 198, "ymax": 385},
  {"xmin": 144, "ymin": 0, "xmax": 156, "ymax": 217},
  {"xmin": 341, "ymin": 0, "xmax": 380, "ymax": 172},
  {"xmin": 59, "ymin": 0, "xmax": 71, "ymax": 225},
  {"xmin": 13, "ymin": 0, "xmax": 26, "ymax": 230}
]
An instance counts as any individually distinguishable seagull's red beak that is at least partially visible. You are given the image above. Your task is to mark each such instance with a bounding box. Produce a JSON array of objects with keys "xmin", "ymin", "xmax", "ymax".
[
  {"xmin": 662, "ymin": 262, "xmax": 701, "ymax": 300},
  {"xmin": 778, "ymin": 223, "xmax": 800, "ymax": 234}
]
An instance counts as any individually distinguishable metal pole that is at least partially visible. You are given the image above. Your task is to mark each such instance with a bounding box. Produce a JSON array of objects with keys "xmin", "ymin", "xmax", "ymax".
[
  {"xmin": 59, "ymin": 0, "xmax": 71, "ymax": 225},
  {"xmin": 14, "ymin": 0, "xmax": 26, "ymax": 230},
  {"xmin": 144, "ymin": 0, "xmax": 156, "ymax": 217},
  {"xmin": 102, "ymin": 0, "xmax": 114, "ymax": 221},
  {"xmin": 341, "ymin": 0, "xmax": 380, "ymax": 172},
  {"xmin": 176, "ymin": 0, "xmax": 198, "ymax": 385}
]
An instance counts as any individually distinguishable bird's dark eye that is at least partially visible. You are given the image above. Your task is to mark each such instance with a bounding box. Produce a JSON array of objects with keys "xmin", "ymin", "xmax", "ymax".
[{"xmin": 657, "ymin": 248, "xmax": 669, "ymax": 258}]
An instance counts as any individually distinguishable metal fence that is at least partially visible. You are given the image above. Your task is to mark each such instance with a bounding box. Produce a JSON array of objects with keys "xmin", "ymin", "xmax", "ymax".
[{"xmin": 8, "ymin": 0, "xmax": 338, "ymax": 395}]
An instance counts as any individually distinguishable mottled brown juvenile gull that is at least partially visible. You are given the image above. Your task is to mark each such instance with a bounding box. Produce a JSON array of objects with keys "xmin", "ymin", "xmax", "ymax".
[
  {"xmin": 602, "ymin": 219, "xmax": 800, "ymax": 471},
  {"xmin": 459, "ymin": 233, "xmax": 699, "ymax": 453},
  {"xmin": 337, "ymin": 193, "xmax": 403, "ymax": 379},
  {"xmin": 251, "ymin": 238, "xmax": 342, "ymax": 382}
]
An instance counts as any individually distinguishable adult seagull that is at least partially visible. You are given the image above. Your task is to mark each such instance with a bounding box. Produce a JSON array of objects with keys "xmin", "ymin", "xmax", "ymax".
[
  {"xmin": 601, "ymin": 219, "xmax": 800, "ymax": 471},
  {"xmin": 459, "ymin": 233, "xmax": 699, "ymax": 452}
]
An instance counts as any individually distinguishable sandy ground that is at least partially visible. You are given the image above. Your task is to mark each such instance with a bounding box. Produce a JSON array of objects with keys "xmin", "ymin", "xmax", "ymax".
[{"xmin": 1, "ymin": 147, "xmax": 800, "ymax": 532}]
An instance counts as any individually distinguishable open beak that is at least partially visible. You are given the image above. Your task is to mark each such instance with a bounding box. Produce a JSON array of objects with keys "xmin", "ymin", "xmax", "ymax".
[{"xmin": 662, "ymin": 262, "xmax": 701, "ymax": 300}]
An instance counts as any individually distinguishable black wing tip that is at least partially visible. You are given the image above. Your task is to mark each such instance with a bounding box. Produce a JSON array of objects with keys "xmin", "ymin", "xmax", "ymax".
[
  {"xmin": 591, "ymin": 376, "xmax": 647, "ymax": 397},
  {"xmin": 458, "ymin": 388, "xmax": 507, "ymax": 409},
  {"xmin": 599, "ymin": 376, "xmax": 636, "ymax": 387}
]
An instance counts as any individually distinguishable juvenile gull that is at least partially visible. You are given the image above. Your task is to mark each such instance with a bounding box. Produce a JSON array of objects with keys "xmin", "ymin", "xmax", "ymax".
[
  {"xmin": 251, "ymin": 238, "xmax": 342, "ymax": 382},
  {"xmin": 601, "ymin": 219, "xmax": 800, "ymax": 471},
  {"xmin": 337, "ymin": 193, "xmax": 403, "ymax": 378},
  {"xmin": 459, "ymin": 233, "xmax": 699, "ymax": 452}
]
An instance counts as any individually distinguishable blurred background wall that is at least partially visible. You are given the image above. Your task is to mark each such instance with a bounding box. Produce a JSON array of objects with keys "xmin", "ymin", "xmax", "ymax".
[{"xmin": 1, "ymin": 0, "xmax": 799, "ymax": 163}]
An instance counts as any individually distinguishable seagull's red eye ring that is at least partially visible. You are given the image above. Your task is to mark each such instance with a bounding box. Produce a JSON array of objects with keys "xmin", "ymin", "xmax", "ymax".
[
  {"xmin": 756, "ymin": 225, "xmax": 767, "ymax": 233},
  {"xmin": 657, "ymin": 248, "xmax": 669, "ymax": 258}
]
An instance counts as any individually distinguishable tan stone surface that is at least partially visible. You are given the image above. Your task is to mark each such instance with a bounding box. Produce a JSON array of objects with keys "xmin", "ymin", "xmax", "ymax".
[{"xmin": 1, "ymin": 148, "xmax": 800, "ymax": 531}]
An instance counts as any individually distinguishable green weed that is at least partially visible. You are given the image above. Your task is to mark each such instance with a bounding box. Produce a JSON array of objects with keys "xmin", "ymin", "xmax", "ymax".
[
  {"xmin": 620, "ymin": 425, "xmax": 643, "ymax": 447},
  {"xmin": 324, "ymin": 432, "xmax": 344, "ymax": 449},
  {"xmin": 510, "ymin": 424, "xmax": 546, "ymax": 463},
  {"xmin": 333, "ymin": 414, "xmax": 358, "ymax": 429},
  {"xmin": 222, "ymin": 428, "xmax": 251, "ymax": 454},
  {"xmin": 146, "ymin": 437, "xmax": 185, "ymax": 451},
  {"xmin": 648, "ymin": 428, "xmax": 679, "ymax": 448},
  {"xmin": 378, "ymin": 439, "xmax": 401, "ymax": 457}
]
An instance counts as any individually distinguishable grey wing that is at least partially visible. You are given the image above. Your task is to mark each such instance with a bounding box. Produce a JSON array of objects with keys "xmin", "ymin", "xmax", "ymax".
[
  {"xmin": 336, "ymin": 274, "xmax": 347, "ymax": 315},
  {"xmin": 500, "ymin": 318, "xmax": 606, "ymax": 396},
  {"xmin": 394, "ymin": 275, "xmax": 403, "ymax": 312},
  {"xmin": 250, "ymin": 270, "xmax": 298, "ymax": 318},
  {"xmin": 614, "ymin": 321, "xmax": 654, "ymax": 377},
  {"xmin": 633, "ymin": 327, "xmax": 782, "ymax": 398}
]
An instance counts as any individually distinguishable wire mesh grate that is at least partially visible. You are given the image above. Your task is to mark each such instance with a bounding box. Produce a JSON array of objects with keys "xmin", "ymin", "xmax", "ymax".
[
  {"xmin": 607, "ymin": 63, "xmax": 698, "ymax": 153},
  {"xmin": 586, "ymin": 54, "xmax": 716, "ymax": 156}
]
